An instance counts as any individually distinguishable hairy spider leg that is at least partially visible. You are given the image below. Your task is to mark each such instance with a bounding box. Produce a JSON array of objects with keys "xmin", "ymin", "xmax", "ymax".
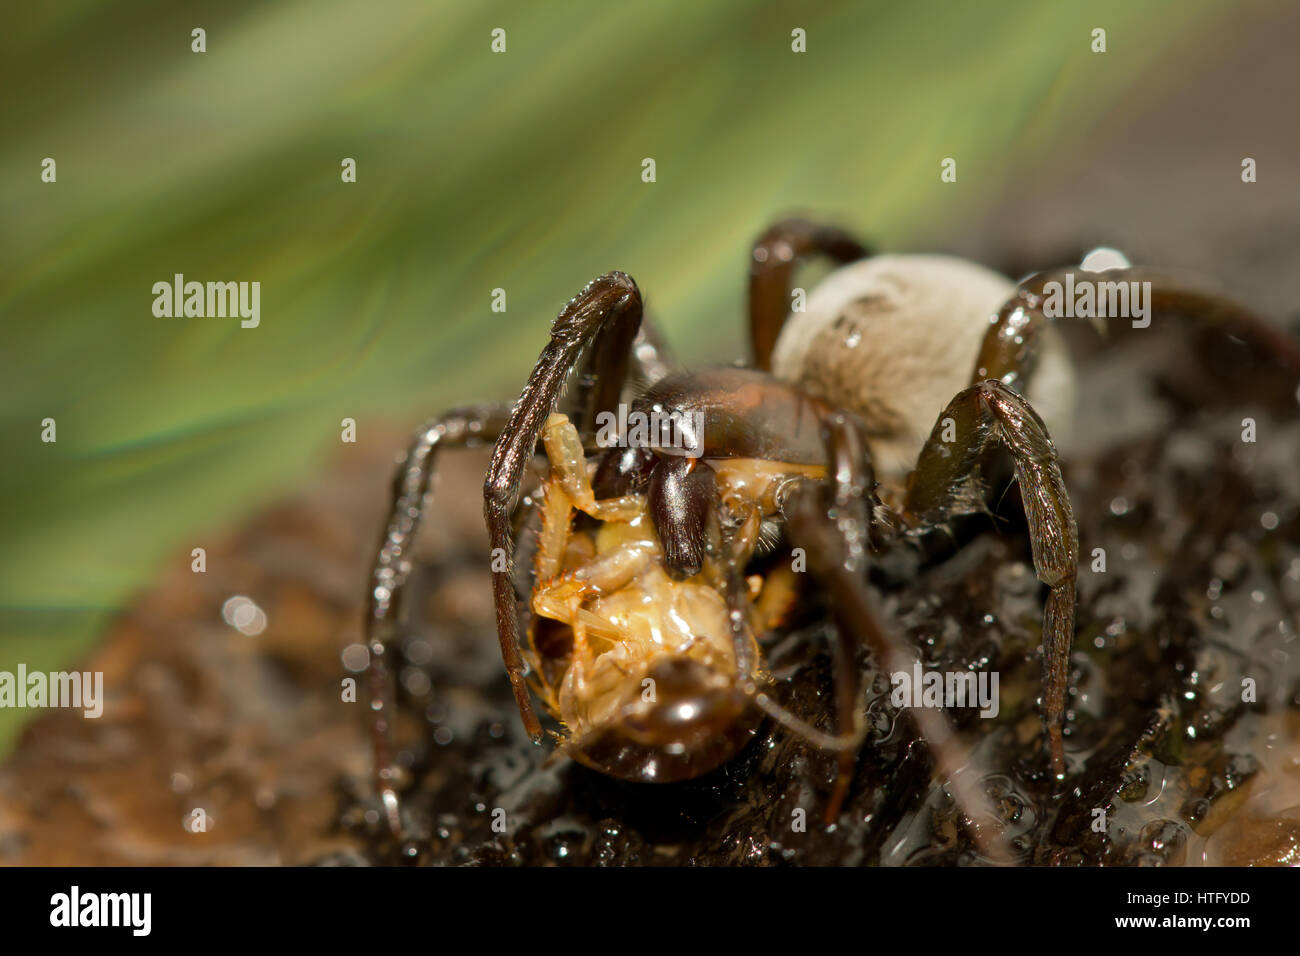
[
  {"xmin": 749, "ymin": 217, "xmax": 871, "ymax": 370},
  {"xmin": 783, "ymin": 460, "xmax": 1015, "ymax": 864},
  {"xmin": 364, "ymin": 405, "xmax": 513, "ymax": 839},
  {"xmin": 973, "ymin": 266, "xmax": 1300, "ymax": 387},
  {"xmin": 904, "ymin": 381, "xmax": 1078, "ymax": 780},
  {"xmin": 364, "ymin": 278, "xmax": 670, "ymax": 842},
  {"xmin": 483, "ymin": 273, "xmax": 646, "ymax": 745},
  {"xmin": 965, "ymin": 266, "xmax": 1300, "ymax": 778},
  {"xmin": 804, "ymin": 411, "xmax": 874, "ymax": 821},
  {"xmin": 709, "ymin": 455, "xmax": 870, "ymax": 759}
]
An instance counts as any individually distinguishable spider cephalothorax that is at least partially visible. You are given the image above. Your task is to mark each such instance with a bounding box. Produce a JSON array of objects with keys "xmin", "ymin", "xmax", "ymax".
[{"xmin": 363, "ymin": 218, "xmax": 1300, "ymax": 854}]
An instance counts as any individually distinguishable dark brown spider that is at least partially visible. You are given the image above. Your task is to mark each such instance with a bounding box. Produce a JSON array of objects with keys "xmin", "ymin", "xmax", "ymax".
[{"xmin": 361, "ymin": 218, "xmax": 1300, "ymax": 856}]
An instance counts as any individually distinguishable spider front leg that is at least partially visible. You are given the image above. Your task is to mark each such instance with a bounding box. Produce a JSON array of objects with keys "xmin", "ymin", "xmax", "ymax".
[
  {"xmin": 368, "ymin": 274, "xmax": 662, "ymax": 841},
  {"xmin": 484, "ymin": 272, "xmax": 645, "ymax": 744},
  {"xmin": 749, "ymin": 217, "xmax": 870, "ymax": 370},
  {"xmin": 904, "ymin": 381, "xmax": 1078, "ymax": 779},
  {"xmin": 365, "ymin": 405, "xmax": 513, "ymax": 839}
]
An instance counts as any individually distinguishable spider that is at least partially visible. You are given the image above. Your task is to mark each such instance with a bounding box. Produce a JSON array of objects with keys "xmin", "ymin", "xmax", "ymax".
[{"xmin": 362, "ymin": 218, "xmax": 1300, "ymax": 851}]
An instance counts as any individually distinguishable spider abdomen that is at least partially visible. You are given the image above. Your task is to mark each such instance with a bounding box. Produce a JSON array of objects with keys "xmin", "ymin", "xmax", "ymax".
[{"xmin": 770, "ymin": 254, "xmax": 1076, "ymax": 491}]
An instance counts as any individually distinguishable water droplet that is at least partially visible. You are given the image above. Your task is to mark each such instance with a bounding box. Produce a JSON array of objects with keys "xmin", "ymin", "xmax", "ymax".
[
  {"xmin": 341, "ymin": 643, "xmax": 369, "ymax": 672},
  {"xmin": 1081, "ymin": 247, "xmax": 1131, "ymax": 272},
  {"xmin": 402, "ymin": 668, "xmax": 432, "ymax": 696},
  {"xmin": 221, "ymin": 595, "xmax": 266, "ymax": 636}
]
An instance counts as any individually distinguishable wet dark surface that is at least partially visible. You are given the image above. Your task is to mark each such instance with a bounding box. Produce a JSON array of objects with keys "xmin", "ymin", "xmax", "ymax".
[
  {"xmin": 2, "ymin": 312, "xmax": 1296, "ymax": 867},
  {"xmin": 344, "ymin": 321, "xmax": 1300, "ymax": 867}
]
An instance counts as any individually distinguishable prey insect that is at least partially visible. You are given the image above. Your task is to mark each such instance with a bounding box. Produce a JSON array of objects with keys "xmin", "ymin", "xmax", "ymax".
[{"xmin": 363, "ymin": 218, "xmax": 1300, "ymax": 858}]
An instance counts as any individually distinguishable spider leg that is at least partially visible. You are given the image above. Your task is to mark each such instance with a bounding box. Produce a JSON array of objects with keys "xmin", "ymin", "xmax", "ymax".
[
  {"xmin": 973, "ymin": 266, "xmax": 1300, "ymax": 388},
  {"xmin": 781, "ymin": 413, "xmax": 1012, "ymax": 857},
  {"xmin": 904, "ymin": 381, "xmax": 1077, "ymax": 780},
  {"xmin": 568, "ymin": 290, "xmax": 678, "ymax": 441},
  {"xmin": 565, "ymin": 281, "xmax": 648, "ymax": 440},
  {"xmin": 367, "ymin": 274, "xmax": 661, "ymax": 840},
  {"xmin": 783, "ymin": 476, "xmax": 1013, "ymax": 862},
  {"xmin": 711, "ymin": 472, "xmax": 862, "ymax": 751},
  {"xmin": 697, "ymin": 412, "xmax": 878, "ymax": 816},
  {"xmin": 749, "ymin": 218, "xmax": 870, "ymax": 370},
  {"xmin": 364, "ymin": 404, "xmax": 513, "ymax": 840},
  {"xmin": 484, "ymin": 272, "xmax": 644, "ymax": 744},
  {"xmin": 779, "ymin": 411, "xmax": 874, "ymax": 822}
]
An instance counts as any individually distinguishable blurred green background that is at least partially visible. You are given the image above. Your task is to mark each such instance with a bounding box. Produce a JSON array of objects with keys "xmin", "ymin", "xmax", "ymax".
[{"xmin": 0, "ymin": 0, "xmax": 1224, "ymax": 753}]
